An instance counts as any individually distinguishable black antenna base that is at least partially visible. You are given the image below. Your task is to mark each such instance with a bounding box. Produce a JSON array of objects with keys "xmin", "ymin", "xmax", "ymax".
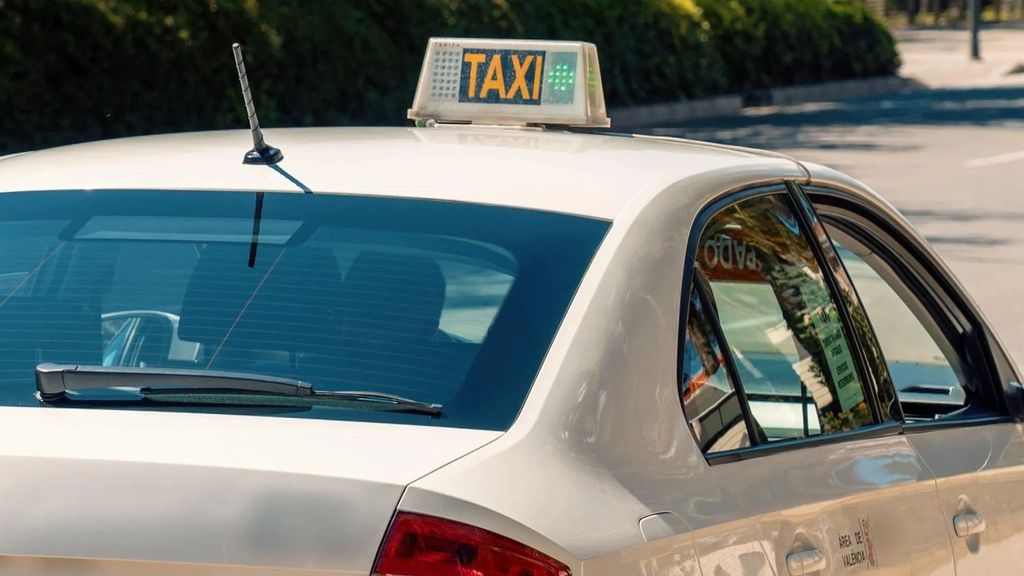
[{"xmin": 243, "ymin": 146, "xmax": 283, "ymax": 165}]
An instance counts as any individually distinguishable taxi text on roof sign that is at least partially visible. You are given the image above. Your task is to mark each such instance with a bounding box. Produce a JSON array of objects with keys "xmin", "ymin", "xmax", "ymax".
[{"xmin": 409, "ymin": 38, "xmax": 610, "ymax": 128}]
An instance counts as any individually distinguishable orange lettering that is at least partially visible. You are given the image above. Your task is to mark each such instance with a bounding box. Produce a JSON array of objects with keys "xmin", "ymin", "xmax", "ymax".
[
  {"xmin": 463, "ymin": 53, "xmax": 486, "ymax": 98},
  {"xmin": 509, "ymin": 54, "xmax": 534, "ymax": 99},
  {"xmin": 480, "ymin": 55, "xmax": 506, "ymax": 99},
  {"xmin": 532, "ymin": 55, "xmax": 544, "ymax": 100}
]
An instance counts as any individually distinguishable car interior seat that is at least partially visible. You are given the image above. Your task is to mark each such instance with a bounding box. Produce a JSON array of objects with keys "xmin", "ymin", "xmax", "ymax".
[
  {"xmin": 333, "ymin": 251, "xmax": 474, "ymax": 400},
  {"xmin": 178, "ymin": 244, "xmax": 346, "ymax": 377}
]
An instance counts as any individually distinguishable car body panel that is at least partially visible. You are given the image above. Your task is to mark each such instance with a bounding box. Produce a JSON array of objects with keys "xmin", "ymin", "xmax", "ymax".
[
  {"xmin": 0, "ymin": 127, "xmax": 797, "ymax": 220},
  {"xmin": 581, "ymin": 530, "xmax": 703, "ymax": 576},
  {"xmin": 0, "ymin": 558, "xmax": 347, "ymax": 576},
  {"xmin": 713, "ymin": 434, "xmax": 954, "ymax": 575},
  {"xmin": 0, "ymin": 407, "xmax": 498, "ymax": 572},
  {"xmin": 907, "ymin": 425, "xmax": 1024, "ymax": 574}
]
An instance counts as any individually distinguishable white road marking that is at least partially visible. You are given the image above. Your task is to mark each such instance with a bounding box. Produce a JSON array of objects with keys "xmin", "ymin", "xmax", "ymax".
[{"xmin": 964, "ymin": 149, "xmax": 1024, "ymax": 168}]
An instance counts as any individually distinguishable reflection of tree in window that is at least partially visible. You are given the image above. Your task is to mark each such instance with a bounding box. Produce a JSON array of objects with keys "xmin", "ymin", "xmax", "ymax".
[{"xmin": 696, "ymin": 195, "xmax": 872, "ymax": 440}]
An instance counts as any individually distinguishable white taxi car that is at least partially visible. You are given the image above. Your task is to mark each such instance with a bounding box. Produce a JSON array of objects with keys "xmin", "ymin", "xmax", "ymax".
[{"xmin": 0, "ymin": 38, "xmax": 1021, "ymax": 576}]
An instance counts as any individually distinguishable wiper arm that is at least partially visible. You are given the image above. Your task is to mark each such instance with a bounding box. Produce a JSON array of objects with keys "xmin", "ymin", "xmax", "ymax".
[
  {"xmin": 35, "ymin": 364, "xmax": 443, "ymax": 417},
  {"xmin": 36, "ymin": 363, "xmax": 312, "ymax": 398}
]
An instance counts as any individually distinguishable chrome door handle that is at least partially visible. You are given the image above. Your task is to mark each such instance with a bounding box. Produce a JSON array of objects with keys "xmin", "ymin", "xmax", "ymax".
[
  {"xmin": 786, "ymin": 548, "xmax": 826, "ymax": 575},
  {"xmin": 953, "ymin": 512, "xmax": 987, "ymax": 537}
]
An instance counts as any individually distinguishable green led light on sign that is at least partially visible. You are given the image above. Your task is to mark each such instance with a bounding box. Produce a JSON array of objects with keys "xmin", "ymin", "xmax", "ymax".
[{"xmin": 547, "ymin": 62, "xmax": 576, "ymax": 93}]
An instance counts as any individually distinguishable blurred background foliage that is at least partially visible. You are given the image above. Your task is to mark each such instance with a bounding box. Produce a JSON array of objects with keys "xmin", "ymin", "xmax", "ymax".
[{"xmin": 0, "ymin": 0, "xmax": 899, "ymax": 154}]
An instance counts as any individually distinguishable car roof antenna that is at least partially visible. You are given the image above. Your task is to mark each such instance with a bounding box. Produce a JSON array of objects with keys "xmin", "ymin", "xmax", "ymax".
[{"xmin": 232, "ymin": 42, "xmax": 283, "ymax": 165}]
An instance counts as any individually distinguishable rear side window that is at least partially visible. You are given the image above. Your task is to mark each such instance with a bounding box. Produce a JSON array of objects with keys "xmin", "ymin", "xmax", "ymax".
[
  {"xmin": 681, "ymin": 289, "xmax": 751, "ymax": 453},
  {"xmin": 687, "ymin": 193, "xmax": 874, "ymax": 446},
  {"xmin": 0, "ymin": 190, "xmax": 608, "ymax": 430}
]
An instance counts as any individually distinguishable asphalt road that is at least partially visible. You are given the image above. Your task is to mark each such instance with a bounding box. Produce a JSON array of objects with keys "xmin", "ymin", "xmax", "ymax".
[{"xmin": 646, "ymin": 83, "xmax": 1024, "ymax": 361}]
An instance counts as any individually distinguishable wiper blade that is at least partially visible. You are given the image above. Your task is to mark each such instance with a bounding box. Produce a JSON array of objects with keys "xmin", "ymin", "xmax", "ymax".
[
  {"xmin": 36, "ymin": 363, "xmax": 312, "ymax": 397},
  {"xmin": 35, "ymin": 363, "xmax": 443, "ymax": 417}
]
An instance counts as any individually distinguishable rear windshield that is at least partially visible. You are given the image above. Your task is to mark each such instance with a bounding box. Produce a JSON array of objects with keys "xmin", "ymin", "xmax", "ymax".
[{"xmin": 0, "ymin": 191, "xmax": 608, "ymax": 430}]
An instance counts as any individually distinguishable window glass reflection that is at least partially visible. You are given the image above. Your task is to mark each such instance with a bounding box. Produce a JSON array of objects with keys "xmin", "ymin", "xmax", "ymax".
[
  {"xmin": 681, "ymin": 290, "xmax": 750, "ymax": 453},
  {"xmin": 830, "ymin": 237, "xmax": 968, "ymax": 418},
  {"xmin": 696, "ymin": 194, "xmax": 873, "ymax": 442}
]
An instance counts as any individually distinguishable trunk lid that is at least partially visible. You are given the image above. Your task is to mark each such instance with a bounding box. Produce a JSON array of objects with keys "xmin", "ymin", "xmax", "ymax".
[{"xmin": 0, "ymin": 407, "xmax": 499, "ymax": 573}]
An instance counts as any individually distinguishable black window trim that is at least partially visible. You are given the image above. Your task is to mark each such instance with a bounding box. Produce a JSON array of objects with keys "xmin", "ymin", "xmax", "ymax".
[
  {"xmin": 679, "ymin": 185, "xmax": 771, "ymax": 456},
  {"xmin": 804, "ymin": 184, "xmax": 1021, "ymax": 424},
  {"xmin": 785, "ymin": 181, "xmax": 889, "ymax": 423},
  {"xmin": 902, "ymin": 413, "xmax": 1015, "ymax": 434},
  {"xmin": 706, "ymin": 420, "xmax": 903, "ymax": 464},
  {"xmin": 678, "ymin": 181, "xmax": 904, "ymax": 465}
]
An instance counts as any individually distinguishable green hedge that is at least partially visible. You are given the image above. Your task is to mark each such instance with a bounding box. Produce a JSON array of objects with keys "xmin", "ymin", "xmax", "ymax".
[
  {"xmin": 701, "ymin": 0, "xmax": 900, "ymax": 91},
  {"xmin": 0, "ymin": 0, "xmax": 898, "ymax": 154}
]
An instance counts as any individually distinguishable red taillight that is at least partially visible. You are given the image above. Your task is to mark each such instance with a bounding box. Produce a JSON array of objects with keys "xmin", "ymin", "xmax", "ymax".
[{"xmin": 373, "ymin": 512, "xmax": 571, "ymax": 576}]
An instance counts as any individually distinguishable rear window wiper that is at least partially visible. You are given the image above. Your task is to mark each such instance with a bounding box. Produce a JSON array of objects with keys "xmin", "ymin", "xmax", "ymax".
[{"xmin": 35, "ymin": 363, "xmax": 443, "ymax": 418}]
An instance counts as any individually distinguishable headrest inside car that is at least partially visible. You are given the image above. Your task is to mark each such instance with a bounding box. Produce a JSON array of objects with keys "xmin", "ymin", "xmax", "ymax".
[
  {"xmin": 178, "ymin": 244, "xmax": 344, "ymax": 353},
  {"xmin": 338, "ymin": 251, "xmax": 446, "ymax": 342}
]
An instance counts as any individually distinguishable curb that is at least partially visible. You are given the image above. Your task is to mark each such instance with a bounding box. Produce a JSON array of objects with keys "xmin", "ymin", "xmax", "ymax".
[{"xmin": 610, "ymin": 75, "xmax": 915, "ymax": 130}]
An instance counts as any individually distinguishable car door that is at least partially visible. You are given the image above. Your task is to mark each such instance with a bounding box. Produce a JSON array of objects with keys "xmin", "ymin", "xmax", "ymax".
[
  {"xmin": 679, "ymin": 187, "xmax": 955, "ymax": 575},
  {"xmin": 810, "ymin": 185, "xmax": 1024, "ymax": 575}
]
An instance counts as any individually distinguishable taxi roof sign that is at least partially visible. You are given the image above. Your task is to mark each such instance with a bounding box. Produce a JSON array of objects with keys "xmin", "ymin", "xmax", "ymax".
[{"xmin": 409, "ymin": 38, "xmax": 610, "ymax": 128}]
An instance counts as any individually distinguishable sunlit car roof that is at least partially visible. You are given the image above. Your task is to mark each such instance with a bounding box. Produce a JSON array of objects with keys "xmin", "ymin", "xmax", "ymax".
[{"xmin": 0, "ymin": 126, "xmax": 804, "ymax": 219}]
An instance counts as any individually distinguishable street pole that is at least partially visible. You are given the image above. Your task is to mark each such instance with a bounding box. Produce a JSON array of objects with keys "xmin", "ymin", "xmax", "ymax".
[{"xmin": 969, "ymin": 0, "xmax": 981, "ymax": 60}]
